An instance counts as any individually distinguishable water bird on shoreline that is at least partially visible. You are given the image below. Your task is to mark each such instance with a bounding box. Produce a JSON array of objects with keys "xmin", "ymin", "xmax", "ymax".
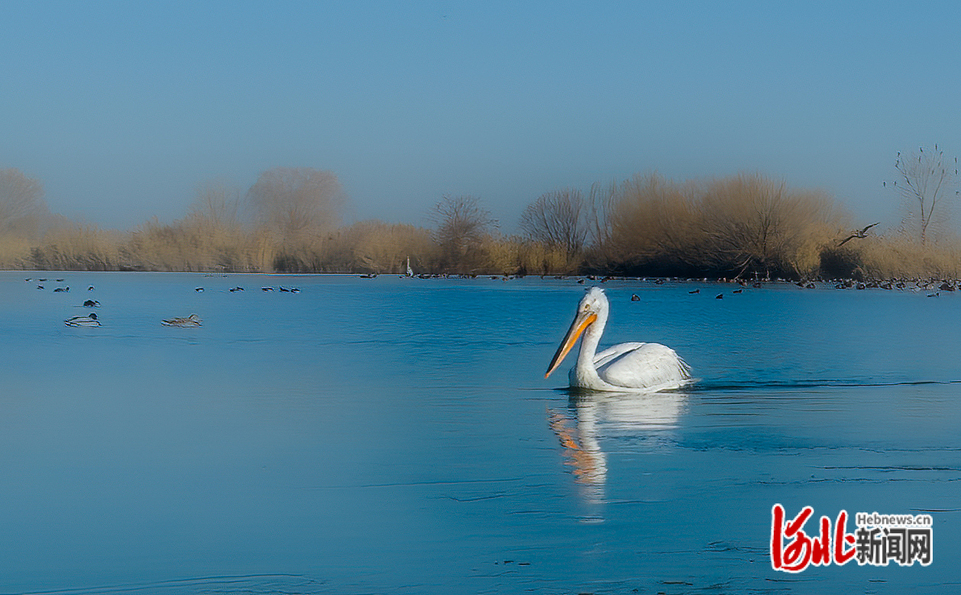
[
  {"xmin": 65, "ymin": 313, "xmax": 99, "ymax": 327},
  {"xmin": 162, "ymin": 314, "xmax": 202, "ymax": 327},
  {"xmin": 545, "ymin": 287, "xmax": 691, "ymax": 392}
]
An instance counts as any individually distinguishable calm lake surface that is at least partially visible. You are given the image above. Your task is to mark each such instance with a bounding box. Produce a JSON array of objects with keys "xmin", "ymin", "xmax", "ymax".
[{"xmin": 1, "ymin": 272, "xmax": 959, "ymax": 594}]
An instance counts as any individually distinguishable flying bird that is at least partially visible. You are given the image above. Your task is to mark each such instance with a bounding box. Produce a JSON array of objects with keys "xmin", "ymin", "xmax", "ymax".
[
  {"xmin": 838, "ymin": 222, "xmax": 880, "ymax": 246},
  {"xmin": 545, "ymin": 287, "xmax": 691, "ymax": 392}
]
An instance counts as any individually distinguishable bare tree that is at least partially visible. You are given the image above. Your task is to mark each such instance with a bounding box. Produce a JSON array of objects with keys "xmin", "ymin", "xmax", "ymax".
[
  {"xmin": 431, "ymin": 194, "xmax": 496, "ymax": 272},
  {"xmin": 519, "ymin": 188, "xmax": 588, "ymax": 259},
  {"xmin": 247, "ymin": 167, "xmax": 343, "ymax": 242},
  {"xmin": 0, "ymin": 168, "xmax": 48, "ymax": 235},
  {"xmin": 889, "ymin": 145, "xmax": 958, "ymax": 245},
  {"xmin": 699, "ymin": 174, "xmax": 834, "ymax": 279},
  {"xmin": 190, "ymin": 181, "xmax": 241, "ymax": 230}
]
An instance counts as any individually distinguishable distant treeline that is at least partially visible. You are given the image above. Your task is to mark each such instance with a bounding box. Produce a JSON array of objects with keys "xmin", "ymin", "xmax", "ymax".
[{"xmin": 2, "ymin": 165, "xmax": 960, "ymax": 280}]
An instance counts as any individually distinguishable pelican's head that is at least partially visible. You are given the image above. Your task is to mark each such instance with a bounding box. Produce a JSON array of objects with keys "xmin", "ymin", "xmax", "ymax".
[{"xmin": 545, "ymin": 287, "xmax": 608, "ymax": 378}]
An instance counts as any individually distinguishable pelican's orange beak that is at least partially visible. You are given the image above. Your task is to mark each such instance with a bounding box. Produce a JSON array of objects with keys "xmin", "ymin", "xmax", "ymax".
[{"xmin": 545, "ymin": 310, "xmax": 597, "ymax": 378}]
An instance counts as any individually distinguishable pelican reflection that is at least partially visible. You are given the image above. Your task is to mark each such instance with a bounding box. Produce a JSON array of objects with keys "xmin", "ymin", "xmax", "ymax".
[{"xmin": 548, "ymin": 390, "xmax": 688, "ymax": 512}]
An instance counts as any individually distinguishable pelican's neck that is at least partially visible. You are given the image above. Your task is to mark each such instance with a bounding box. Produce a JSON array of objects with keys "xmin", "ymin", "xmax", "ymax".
[{"xmin": 573, "ymin": 305, "xmax": 608, "ymax": 388}]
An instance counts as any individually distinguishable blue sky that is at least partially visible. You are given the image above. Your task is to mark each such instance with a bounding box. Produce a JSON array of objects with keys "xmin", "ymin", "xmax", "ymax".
[{"xmin": 2, "ymin": 1, "xmax": 960, "ymax": 232}]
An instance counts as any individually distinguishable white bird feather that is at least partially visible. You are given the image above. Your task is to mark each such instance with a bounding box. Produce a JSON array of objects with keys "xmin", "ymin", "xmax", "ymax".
[{"xmin": 546, "ymin": 287, "xmax": 691, "ymax": 392}]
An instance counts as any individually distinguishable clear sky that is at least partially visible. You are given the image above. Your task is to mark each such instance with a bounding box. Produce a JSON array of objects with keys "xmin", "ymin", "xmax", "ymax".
[{"xmin": 2, "ymin": 0, "xmax": 960, "ymax": 233}]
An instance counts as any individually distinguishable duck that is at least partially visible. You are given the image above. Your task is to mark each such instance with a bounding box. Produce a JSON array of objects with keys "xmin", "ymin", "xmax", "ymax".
[
  {"xmin": 65, "ymin": 313, "xmax": 100, "ymax": 327},
  {"xmin": 161, "ymin": 314, "xmax": 202, "ymax": 327},
  {"xmin": 82, "ymin": 299, "xmax": 100, "ymax": 308}
]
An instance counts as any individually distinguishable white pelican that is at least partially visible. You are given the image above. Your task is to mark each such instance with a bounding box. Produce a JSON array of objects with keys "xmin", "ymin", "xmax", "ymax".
[
  {"xmin": 545, "ymin": 287, "xmax": 691, "ymax": 392},
  {"xmin": 65, "ymin": 313, "xmax": 100, "ymax": 327},
  {"xmin": 162, "ymin": 314, "xmax": 202, "ymax": 327}
]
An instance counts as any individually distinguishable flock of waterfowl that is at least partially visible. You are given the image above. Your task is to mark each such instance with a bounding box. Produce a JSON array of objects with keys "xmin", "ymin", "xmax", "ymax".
[
  {"xmin": 25, "ymin": 277, "xmax": 302, "ymax": 329},
  {"xmin": 30, "ymin": 271, "xmax": 957, "ymax": 394}
]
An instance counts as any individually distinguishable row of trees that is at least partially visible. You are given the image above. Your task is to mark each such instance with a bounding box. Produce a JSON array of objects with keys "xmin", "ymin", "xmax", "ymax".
[{"xmin": 2, "ymin": 147, "xmax": 960, "ymax": 279}]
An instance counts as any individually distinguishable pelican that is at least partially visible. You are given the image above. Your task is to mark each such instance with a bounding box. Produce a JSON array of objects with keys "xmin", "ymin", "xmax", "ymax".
[
  {"xmin": 162, "ymin": 314, "xmax": 202, "ymax": 327},
  {"xmin": 65, "ymin": 313, "xmax": 100, "ymax": 327},
  {"xmin": 838, "ymin": 222, "xmax": 880, "ymax": 246},
  {"xmin": 545, "ymin": 287, "xmax": 691, "ymax": 392}
]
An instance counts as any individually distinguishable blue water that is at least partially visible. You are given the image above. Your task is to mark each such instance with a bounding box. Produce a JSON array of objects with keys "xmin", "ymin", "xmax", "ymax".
[{"xmin": 0, "ymin": 273, "xmax": 959, "ymax": 593}]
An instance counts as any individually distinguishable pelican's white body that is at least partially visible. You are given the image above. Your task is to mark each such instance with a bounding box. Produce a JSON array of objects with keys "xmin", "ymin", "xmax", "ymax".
[{"xmin": 548, "ymin": 287, "xmax": 691, "ymax": 392}]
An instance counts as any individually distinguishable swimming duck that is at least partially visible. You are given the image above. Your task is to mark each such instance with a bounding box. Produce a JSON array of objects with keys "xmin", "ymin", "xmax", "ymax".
[
  {"xmin": 65, "ymin": 313, "xmax": 100, "ymax": 327},
  {"xmin": 82, "ymin": 299, "xmax": 100, "ymax": 307},
  {"xmin": 162, "ymin": 314, "xmax": 202, "ymax": 327}
]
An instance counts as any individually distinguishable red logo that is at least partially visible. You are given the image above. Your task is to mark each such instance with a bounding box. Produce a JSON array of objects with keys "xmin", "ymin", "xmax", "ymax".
[{"xmin": 770, "ymin": 504, "xmax": 856, "ymax": 572}]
